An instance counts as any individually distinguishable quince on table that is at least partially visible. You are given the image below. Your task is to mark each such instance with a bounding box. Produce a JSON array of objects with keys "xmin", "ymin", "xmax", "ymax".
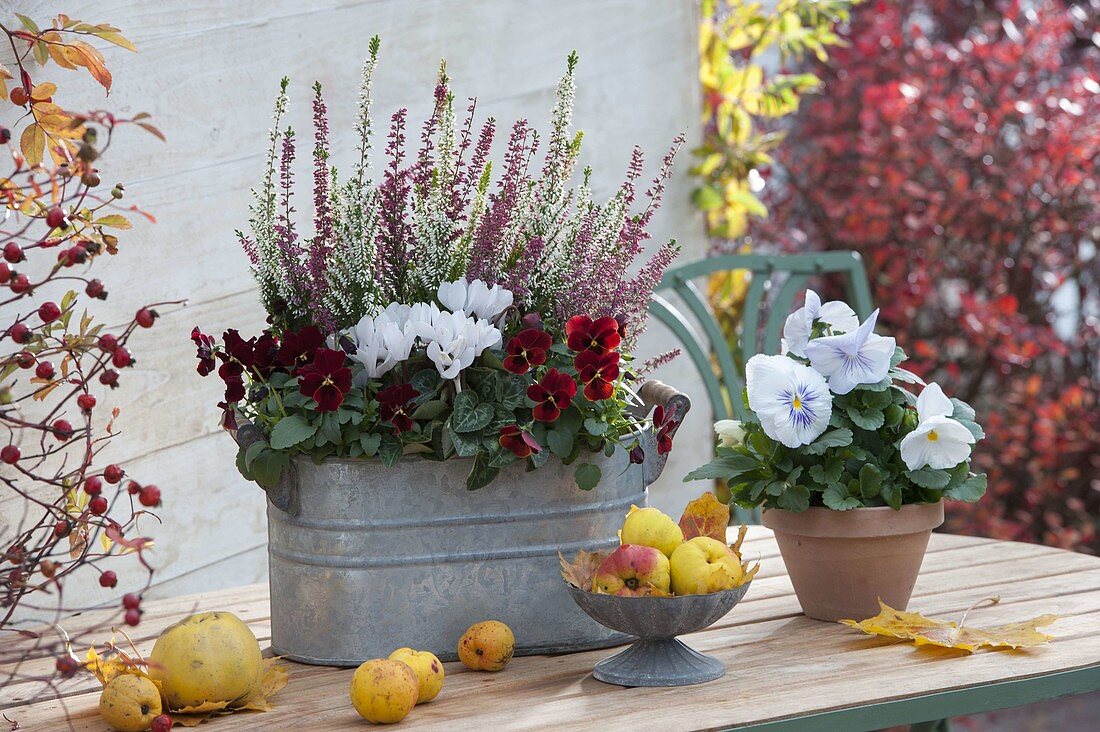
[{"xmin": 841, "ymin": 597, "xmax": 1059, "ymax": 652}]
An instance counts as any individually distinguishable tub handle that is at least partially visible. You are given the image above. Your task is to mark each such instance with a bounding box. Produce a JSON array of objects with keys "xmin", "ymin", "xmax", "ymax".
[
  {"xmin": 231, "ymin": 418, "xmax": 300, "ymax": 516},
  {"xmin": 636, "ymin": 379, "xmax": 692, "ymax": 486}
]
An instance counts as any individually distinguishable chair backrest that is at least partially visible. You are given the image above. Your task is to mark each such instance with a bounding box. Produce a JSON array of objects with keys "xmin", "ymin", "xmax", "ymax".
[
  {"xmin": 650, "ymin": 251, "xmax": 874, "ymax": 524},
  {"xmin": 650, "ymin": 251, "xmax": 874, "ymax": 423}
]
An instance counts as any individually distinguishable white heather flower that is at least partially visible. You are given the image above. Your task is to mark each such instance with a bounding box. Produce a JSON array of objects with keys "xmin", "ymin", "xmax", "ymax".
[
  {"xmin": 782, "ymin": 289, "xmax": 860, "ymax": 357},
  {"xmin": 803, "ymin": 309, "xmax": 896, "ymax": 395},
  {"xmin": 437, "ymin": 278, "xmax": 514, "ymax": 321},
  {"xmin": 900, "ymin": 382, "xmax": 974, "ymax": 470},
  {"xmin": 900, "ymin": 416, "xmax": 975, "ymax": 470},
  {"xmin": 746, "ymin": 355, "xmax": 833, "ymax": 448},
  {"xmin": 714, "ymin": 420, "xmax": 747, "ymax": 448}
]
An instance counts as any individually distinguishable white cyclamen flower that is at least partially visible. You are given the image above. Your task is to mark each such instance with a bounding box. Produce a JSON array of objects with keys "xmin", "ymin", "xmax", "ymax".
[
  {"xmin": 346, "ymin": 311, "xmax": 415, "ymax": 381},
  {"xmin": 437, "ymin": 278, "xmax": 514, "ymax": 321},
  {"xmin": 418, "ymin": 308, "xmax": 502, "ymax": 379},
  {"xmin": 714, "ymin": 420, "xmax": 747, "ymax": 448},
  {"xmin": 781, "ymin": 289, "xmax": 860, "ymax": 357},
  {"xmin": 899, "ymin": 382, "xmax": 975, "ymax": 470},
  {"xmin": 803, "ymin": 309, "xmax": 896, "ymax": 395},
  {"xmin": 746, "ymin": 354, "xmax": 833, "ymax": 448}
]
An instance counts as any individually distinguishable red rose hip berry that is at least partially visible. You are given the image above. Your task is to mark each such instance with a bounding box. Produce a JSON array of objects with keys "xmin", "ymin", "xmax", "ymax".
[
  {"xmin": 99, "ymin": 369, "xmax": 120, "ymax": 388},
  {"xmin": 3, "ymin": 242, "xmax": 22, "ymax": 263},
  {"xmin": 35, "ymin": 361, "xmax": 55, "ymax": 380},
  {"xmin": 84, "ymin": 476, "xmax": 103, "ymax": 496},
  {"xmin": 55, "ymin": 656, "xmax": 81, "ymax": 677},
  {"xmin": 151, "ymin": 714, "xmax": 174, "ymax": 732},
  {"xmin": 15, "ymin": 351, "xmax": 35, "ymax": 369},
  {"xmin": 85, "ymin": 278, "xmax": 106, "ymax": 299},
  {"xmin": 124, "ymin": 608, "xmax": 142, "ymax": 626},
  {"xmin": 1, "ymin": 445, "xmax": 20, "ymax": 464},
  {"xmin": 135, "ymin": 308, "xmax": 157, "ymax": 328},
  {"xmin": 97, "ymin": 333, "xmax": 119, "ymax": 352},
  {"xmin": 104, "ymin": 464, "xmax": 124, "ymax": 484},
  {"xmin": 88, "ymin": 496, "xmax": 108, "ymax": 515},
  {"xmin": 111, "ymin": 348, "xmax": 133, "ymax": 368},
  {"xmin": 52, "ymin": 419, "xmax": 73, "ymax": 439},
  {"xmin": 122, "ymin": 593, "xmax": 141, "ymax": 610},
  {"xmin": 98, "ymin": 570, "xmax": 117, "ymax": 588},
  {"xmin": 8, "ymin": 322, "xmax": 30, "ymax": 343},
  {"xmin": 139, "ymin": 485, "xmax": 161, "ymax": 507},
  {"xmin": 38, "ymin": 302, "xmax": 61, "ymax": 323},
  {"xmin": 77, "ymin": 394, "xmax": 96, "ymax": 412},
  {"xmin": 45, "ymin": 207, "xmax": 66, "ymax": 229}
]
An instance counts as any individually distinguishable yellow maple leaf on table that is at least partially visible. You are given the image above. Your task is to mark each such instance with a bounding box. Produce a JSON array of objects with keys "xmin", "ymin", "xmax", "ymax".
[{"xmin": 840, "ymin": 597, "xmax": 1059, "ymax": 652}]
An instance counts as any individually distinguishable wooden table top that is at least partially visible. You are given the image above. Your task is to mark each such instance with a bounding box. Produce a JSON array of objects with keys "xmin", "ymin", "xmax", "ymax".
[{"xmin": 4, "ymin": 527, "xmax": 1100, "ymax": 731}]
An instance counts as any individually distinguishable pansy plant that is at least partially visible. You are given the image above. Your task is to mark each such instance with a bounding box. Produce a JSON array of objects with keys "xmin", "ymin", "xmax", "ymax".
[{"xmin": 688, "ymin": 292, "xmax": 986, "ymax": 512}]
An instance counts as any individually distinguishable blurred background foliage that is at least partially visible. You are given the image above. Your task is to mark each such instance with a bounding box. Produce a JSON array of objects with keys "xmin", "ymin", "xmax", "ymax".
[{"xmin": 696, "ymin": 0, "xmax": 1099, "ymax": 552}]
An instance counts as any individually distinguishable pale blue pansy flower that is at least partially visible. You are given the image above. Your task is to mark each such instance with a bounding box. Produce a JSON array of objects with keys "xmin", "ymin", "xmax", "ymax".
[
  {"xmin": 781, "ymin": 289, "xmax": 860, "ymax": 357},
  {"xmin": 899, "ymin": 382, "xmax": 975, "ymax": 470},
  {"xmin": 803, "ymin": 309, "xmax": 896, "ymax": 395},
  {"xmin": 746, "ymin": 354, "xmax": 833, "ymax": 448}
]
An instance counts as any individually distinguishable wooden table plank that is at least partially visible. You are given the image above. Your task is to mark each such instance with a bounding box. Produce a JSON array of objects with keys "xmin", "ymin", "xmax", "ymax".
[{"xmin": 5, "ymin": 529, "xmax": 1100, "ymax": 731}]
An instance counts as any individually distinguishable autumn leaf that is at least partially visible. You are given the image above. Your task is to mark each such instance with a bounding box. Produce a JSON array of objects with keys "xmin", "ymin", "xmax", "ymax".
[
  {"xmin": 170, "ymin": 659, "xmax": 289, "ymax": 725},
  {"xmin": 20, "ymin": 123, "xmax": 46, "ymax": 166},
  {"xmin": 679, "ymin": 491, "xmax": 730, "ymax": 542},
  {"xmin": 560, "ymin": 549, "xmax": 607, "ymax": 591},
  {"xmin": 841, "ymin": 597, "xmax": 1059, "ymax": 652}
]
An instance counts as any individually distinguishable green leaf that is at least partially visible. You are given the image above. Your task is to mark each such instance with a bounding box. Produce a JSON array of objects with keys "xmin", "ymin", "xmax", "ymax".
[
  {"xmin": 452, "ymin": 391, "xmax": 493, "ymax": 433},
  {"xmin": 858, "ymin": 463, "xmax": 883, "ymax": 499},
  {"xmin": 466, "ymin": 453, "xmax": 499, "ymax": 490},
  {"xmin": 683, "ymin": 453, "xmax": 760, "ymax": 481},
  {"xmin": 448, "ymin": 426, "xmax": 481, "ymax": 457},
  {"xmin": 583, "ymin": 418, "xmax": 609, "ymax": 436},
  {"xmin": 359, "ymin": 433, "xmax": 381, "ymax": 457},
  {"xmin": 411, "ymin": 368, "xmax": 442, "ymax": 394},
  {"xmin": 269, "ymin": 414, "xmax": 318, "ymax": 450},
  {"xmin": 803, "ymin": 428, "xmax": 853, "ymax": 455},
  {"xmin": 775, "ymin": 484, "xmax": 810, "ymax": 512},
  {"xmin": 846, "ymin": 407, "xmax": 885, "ymax": 430},
  {"xmin": 547, "ymin": 428, "xmax": 574, "ymax": 458},
  {"xmin": 691, "ymin": 184, "xmax": 724, "ymax": 211},
  {"xmin": 574, "ymin": 463, "xmax": 602, "ymax": 491},
  {"xmin": 378, "ymin": 436, "xmax": 403, "ymax": 467},
  {"xmin": 881, "ymin": 481, "xmax": 903, "ymax": 510},
  {"xmin": 945, "ymin": 473, "xmax": 987, "ymax": 503},
  {"xmin": 244, "ymin": 440, "xmax": 268, "ymax": 470},
  {"xmin": 252, "ymin": 450, "xmax": 289, "ymax": 489},
  {"xmin": 956, "ymin": 418, "xmax": 985, "ymax": 441},
  {"xmin": 412, "ymin": 399, "xmax": 448, "ymax": 420},
  {"xmin": 823, "ymin": 484, "xmax": 862, "ymax": 510},
  {"xmin": 905, "ymin": 467, "xmax": 951, "ymax": 489},
  {"xmin": 949, "ymin": 398, "xmax": 976, "ymax": 421}
]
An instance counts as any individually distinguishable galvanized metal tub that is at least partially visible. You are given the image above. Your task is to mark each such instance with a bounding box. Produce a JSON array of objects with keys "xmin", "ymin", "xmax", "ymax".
[{"xmin": 237, "ymin": 381, "xmax": 688, "ymax": 666}]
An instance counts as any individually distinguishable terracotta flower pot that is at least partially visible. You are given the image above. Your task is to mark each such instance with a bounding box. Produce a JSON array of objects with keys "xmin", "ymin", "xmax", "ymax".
[{"xmin": 762, "ymin": 501, "xmax": 945, "ymax": 622}]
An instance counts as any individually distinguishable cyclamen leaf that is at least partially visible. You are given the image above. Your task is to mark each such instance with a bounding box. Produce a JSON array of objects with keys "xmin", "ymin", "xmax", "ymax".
[
  {"xmin": 412, "ymin": 399, "xmax": 448, "ymax": 420},
  {"xmin": 269, "ymin": 415, "xmax": 318, "ymax": 449},
  {"xmin": 452, "ymin": 396, "xmax": 493, "ymax": 433},
  {"xmin": 466, "ymin": 453, "xmax": 499, "ymax": 490},
  {"xmin": 378, "ymin": 436, "xmax": 403, "ymax": 467}
]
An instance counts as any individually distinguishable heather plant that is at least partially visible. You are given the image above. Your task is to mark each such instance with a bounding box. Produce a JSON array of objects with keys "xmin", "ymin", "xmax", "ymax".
[
  {"xmin": 1, "ymin": 12, "xmax": 170, "ymax": 699},
  {"xmin": 197, "ymin": 41, "xmax": 685, "ymax": 491}
]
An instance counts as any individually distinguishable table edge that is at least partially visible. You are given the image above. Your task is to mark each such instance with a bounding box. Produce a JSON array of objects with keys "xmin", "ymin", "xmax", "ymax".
[{"xmin": 722, "ymin": 662, "xmax": 1100, "ymax": 732}]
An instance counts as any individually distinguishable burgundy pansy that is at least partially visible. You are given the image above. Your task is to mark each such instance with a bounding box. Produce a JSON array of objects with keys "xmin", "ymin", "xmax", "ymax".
[
  {"xmin": 503, "ymin": 328, "xmax": 553, "ymax": 375},
  {"xmin": 221, "ymin": 328, "xmax": 279, "ymax": 378},
  {"xmin": 378, "ymin": 383, "xmax": 420, "ymax": 434},
  {"xmin": 652, "ymin": 405, "xmax": 679, "ymax": 456},
  {"xmin": 191, "ymin": 327, "xmax": 216, "ymax": 376},
  {"xmin": 527, "ymin": 368, "xmax": 578, "ymax": 423},
  {"xmin": 499, "ymin": 424, "xmax": 541, "ymax": 459},
  {"xmin": 277, "ymin": 325, "xmax": 326, "ymax": 369},
  {"xmin": 219, "ymin": 361, "xmax": 246, "ymax": 403},
  {"xmin": 297, "ymin": 348, "xmax": 352, "ymax": 412},
  {"xmin": 574, "ymin": 350, "xmax": 620, "ymax": 401},
  {"xmin": 565, "ymin": 315, "xmax": 621, "ymax": 355},
  {"xmin": 629, "ymin": 444, "xmax": 645, "ymax": 464}
]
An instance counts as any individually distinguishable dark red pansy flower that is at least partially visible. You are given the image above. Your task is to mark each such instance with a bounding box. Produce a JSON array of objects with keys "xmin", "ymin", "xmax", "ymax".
[
  {"xmin": 652, "ymin": 405, "xmax": 678, "ymax": 456},
  {"xmin": 499, "ymin": 424, "xmax": 541, "ymax": 459},
  {"xmin": 527, "ymin": 368, "xmax": 578, "ymax": 423},
  {"xmin": 378, "ymin": 382, "xmax": 420, "ymax": 434},
  {"xmin": 297, "ymin": 348, "xmax": 352, "ymax": 412},
  {"xmin": 503, "ymin": 328, "xmax": 553, "ymax": 375},
  {"xmin": 629, "ymin": 444, "xmax": 645, "ymax": 464},
  {"xmin": 574, "ymin": 350, "xmax": 620, "ymax": 401},
  {"xmin": 251, "ymin": 332, "xmax": 280, "ymax": 378},
  {"xmin": 565, "ymin": 315, "xmax": 621, "ymax": 355},
  {"xmin": 277, "ymin": 325, "xmax": 326, "ymax": 368},
  {"xmin": 218, "ymin": 361, "xmax": 246, "ymax": 403},
  {"xmin": 222, "ymin": 329, "xmax": 254, "ymax": 366},
  {"xmin": 217, "ymin": 402, "xmax": 238, "ymax": 430},
  {"xmin": 191, "ymin": 327, "xmax": 216, "ymax": 376}
]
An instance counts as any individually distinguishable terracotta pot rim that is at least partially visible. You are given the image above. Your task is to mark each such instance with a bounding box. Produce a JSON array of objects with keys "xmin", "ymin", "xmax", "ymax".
[{"xmin": 761, "ymin": 500, "xmax": 945, "ymax": 539}]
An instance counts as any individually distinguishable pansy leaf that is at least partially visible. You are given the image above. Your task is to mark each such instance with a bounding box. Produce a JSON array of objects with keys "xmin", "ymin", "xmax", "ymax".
[
  {"xmin": 775, "ymin": 484, "xmax": 810, "ymax": 512},
  {"xmin": 956, "ymin": 418, "xmax": 985, "ymax": 441},
  {"xmin": 547, "ymin": 428, "xmax": 574, "ymax": 458},
  {"xmin": 583, "ymin": 417, "xmax": 609, "ymax": 436},
  {"xmin": 244, "ymin": 440, "xmax": 268, "ymax": 470},
  {"xmin": 269, "ymin": 414, "xmax": 318, "ymax": 450},
  {"xmin": 847, "ymin": 407, "xmax": 885, "ymax": 430},
  {"xmin": 359, "ymin": 433, "xmax": 381, "ymax": 457},
  {"xmin": 881, "ymin": 481, "xmax": 903, "ymax": 509},
  {"xmin": 945, "ymin": 473, "xmax": 987, "ymax": 503},
  {"xmin": 574, "ymin": 463, "xmax": 601, "ymax": 491},
  {"xmin": 890, "ymin": 367, "xmax": 925, "ymax": 385},
  {"xmin": 823, "ymin": 483, "xmax": 862, "ymax": 510},
  {"xmin": 858, "ymin": 463, "xmax": 883, "ymax": 499},
  {"xmin": 252, "ymin": 450, "xmax": 289, "ymax": 489},
  {"xmin": 684, "ymin": 453, "xmax": 760, "ymax": 481},
  {"xmin": 803, "ymin": 428, "xmax": 853, "ymax": 455},
  {"xmin": 905, "ymin": 467, "xmax": 951, "ymax": 489},
  {"xmin": 949, "ymin": 398, "xmax": 977, "ymax": 421}
]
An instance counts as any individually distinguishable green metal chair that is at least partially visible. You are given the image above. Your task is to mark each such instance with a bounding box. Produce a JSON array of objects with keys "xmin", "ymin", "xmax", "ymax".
[{"xmin": 649, "ymin": 251, "xmax": 875, "ymax": 522}]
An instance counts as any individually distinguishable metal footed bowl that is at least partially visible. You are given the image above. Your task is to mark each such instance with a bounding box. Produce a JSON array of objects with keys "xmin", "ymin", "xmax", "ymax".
[{"xmin": 566, "ymin": 581, "xmax": 752, "ymax": 687}]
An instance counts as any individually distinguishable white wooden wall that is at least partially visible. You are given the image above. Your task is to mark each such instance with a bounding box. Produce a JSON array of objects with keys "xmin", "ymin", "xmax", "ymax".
[{"xmin": 5, "ymin": 0, "xmax": 712, "ymax": 609}]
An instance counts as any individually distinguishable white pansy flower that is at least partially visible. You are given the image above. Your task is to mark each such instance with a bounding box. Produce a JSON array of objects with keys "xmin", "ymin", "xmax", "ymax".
[
  {"xmin": 781, "ymin": 289, "xmax": 860, "ymax": 357},
  {"xmin": 900, "ymin": 416, "xmax": 975, "ymax": 470},
  {"xmin": 437, "ymin": 278, "xmax": 514, "ymax": 320},
  {"xmin": 746, "ymin": 354, "xmax": 833, "ymax": 448},
  {"xmin": 714, "ymin": 420, "xmax": 747, "ymax": 448},
  {"xmin": 803, "ymin": 309, "xmax": 896, "ymax": 395},
  {"xmin": 900, "ymin": 381, "xmax": 974, "ymax": 470}
]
